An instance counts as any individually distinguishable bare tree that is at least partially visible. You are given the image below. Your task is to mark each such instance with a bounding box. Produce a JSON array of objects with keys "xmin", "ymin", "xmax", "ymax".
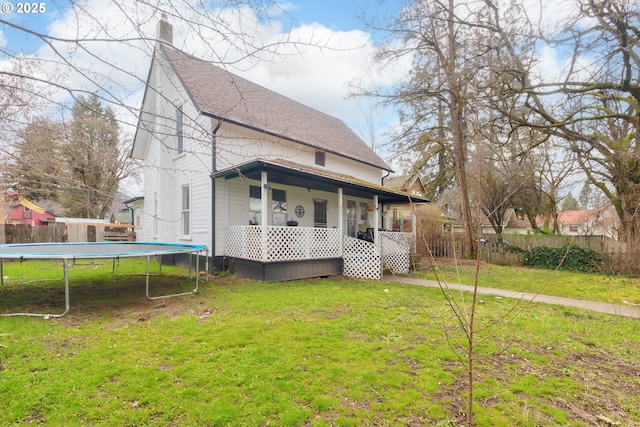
[
  {"xmin": 496, "ymin": 0, "xmax": 640, "ymax": 244},
  {"xmin": 537, "ymin": 142, "xmax": 578, "ymax": 234},
  {"xmin": 0, "ymin": 1, "xmax": 309, "ymax": 215},
  {"xmin": 372, "ymin": 0, "xmax": 482, "ymax": 258},
  {"xmin": 469, "ymin": 143, "xmax": 521, "ymax": 238},
  {"xmin": 510, "ymin": 154, "xmax": 546, "ymax": 232}
]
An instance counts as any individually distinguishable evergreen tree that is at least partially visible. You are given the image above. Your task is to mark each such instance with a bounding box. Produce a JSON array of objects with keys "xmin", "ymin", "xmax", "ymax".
[
  {"xmin": 61, "ymin": 94, "xmax": 121, "ymax": 218},
  {"xmin": 578, "ymin": 182, "xmax": 592, "ymax": 210},
  {"xmin": 7, "ymin": 117, "xmax": 64, "ymax": 203},
  {"xmin": 561, "ymin": 193, "xmax": 581, "ymax": 211}
]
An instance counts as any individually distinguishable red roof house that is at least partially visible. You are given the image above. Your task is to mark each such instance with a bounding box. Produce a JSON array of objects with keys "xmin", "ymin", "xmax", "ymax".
[{"xmin": 4, "ymin": 193, "xmax": 56, "ymax": 226}]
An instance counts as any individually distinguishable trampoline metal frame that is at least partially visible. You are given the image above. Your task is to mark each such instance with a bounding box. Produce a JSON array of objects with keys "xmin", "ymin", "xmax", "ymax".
[{"xmin": 0, "ymin": 242, "xmax": 209, "ymax": 318}]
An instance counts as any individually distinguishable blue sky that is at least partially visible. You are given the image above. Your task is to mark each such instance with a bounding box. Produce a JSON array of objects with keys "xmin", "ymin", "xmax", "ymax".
[
  {"xmin": 1, "ymin": 0, "xmax": 404, "ymax": 156},
  {"xmin": 289, "ymin": 0, "xmax": 398, "ymax": 35},
  {"xmin": 291, "ymin": 0, "xmax": 371, "ymax": 30},
  {"xmin": 1, "ymin": 1, "xmax": 391, "ymax": 54}
]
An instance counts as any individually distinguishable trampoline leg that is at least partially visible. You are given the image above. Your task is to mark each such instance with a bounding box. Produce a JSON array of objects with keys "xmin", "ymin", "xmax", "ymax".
[
  {"xmin": 56, "ymin": 259, "xmax": 71, "ymax": 318},
  {"xmin": 145, "ymin": 250, "xmax": 204, "ymax": 300},
  {"xmin": 43, "ymin": 259, "xmax": 70, "ymax": 319},
  {"xmin": 145, "ymin": 255, "xmax": 151, "ymax": 300},
  {"xmin": 1, "ymin": 258, "xmax": 70, "ymax": 318}
]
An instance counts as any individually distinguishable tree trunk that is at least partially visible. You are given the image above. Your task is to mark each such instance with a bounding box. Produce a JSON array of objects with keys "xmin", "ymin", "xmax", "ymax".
[{"xmin": 448, "ymin": 0, "xmax": 476, "ymax": 259}]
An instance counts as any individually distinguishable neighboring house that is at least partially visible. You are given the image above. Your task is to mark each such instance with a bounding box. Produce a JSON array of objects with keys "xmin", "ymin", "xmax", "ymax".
[
  {"xmin": 130, "ymin": 17, "xmax": 427, "ymax": 281},
  {"xmin": 558, "ymin": 206, "xmax": 619, "ymax": 239},
  {"xmin": 451, "ymin": 208, "xmax": 537, "ymax": 236},
  {"xmin": 479, "ymin": 208, "xmax": 531, "ymax": 235},
  {"xmin": 108, "ymin": 208, "xmax": 134, "ymax": 225},
  {"xmin": 383, "ymin": 174, "xmax": 428, "ymax": 232},
  {"xmin": 124, "ymin": 196, "xmax": 144, "ymax": 235},
  {"xmin": 4, "ymin": 193, "xmax": 56, "ymax": 226}
]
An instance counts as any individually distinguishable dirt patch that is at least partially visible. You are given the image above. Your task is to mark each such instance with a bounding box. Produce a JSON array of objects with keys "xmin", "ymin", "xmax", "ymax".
[
  {"xmin": 432, "ymin": 344, "xmax": 640, "ymax": 426},
  {"xmin": 0, "ymin": 273, "xmax": 210, "ymax": 322}
]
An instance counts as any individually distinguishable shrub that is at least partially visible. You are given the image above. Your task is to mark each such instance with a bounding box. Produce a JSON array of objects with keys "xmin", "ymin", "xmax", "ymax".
[{"xmin": 523, "ymin": 244, "xmax": 604, "ymax": 272}]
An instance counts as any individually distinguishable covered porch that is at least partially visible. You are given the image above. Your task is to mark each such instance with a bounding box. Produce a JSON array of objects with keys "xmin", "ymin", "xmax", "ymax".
[{"xmin": 213, "ymin": 159, "xmax": 428, "ymax": 281}]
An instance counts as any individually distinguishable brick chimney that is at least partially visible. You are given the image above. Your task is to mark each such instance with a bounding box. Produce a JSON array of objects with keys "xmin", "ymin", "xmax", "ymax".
[{"xmin": 156, "ymin": 13, "xmax": 173, "ymax": 45}]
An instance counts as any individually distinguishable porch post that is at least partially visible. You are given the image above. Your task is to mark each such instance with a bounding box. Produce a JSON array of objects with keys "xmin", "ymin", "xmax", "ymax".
[
  {"xmin": 338, "ymin": 187, "xmax": 343, "ymax": 257},
  {"xmin": 375, "ymin": 194, "xmax": 382, "ymax": 278},
  {"xmin": 374, "ymin": 195, "xmax": 379, "ymax": 242},
  {"xmin": 338, "ymin": 188, "xmax": 343, "ymax": 233},
  {"xmin": 261, "ymin": 171, "xmax": 269, "ymax": 262},
  {"xmin": 412, "ymin": 202, "xmax": 417, "ymax": 252}
]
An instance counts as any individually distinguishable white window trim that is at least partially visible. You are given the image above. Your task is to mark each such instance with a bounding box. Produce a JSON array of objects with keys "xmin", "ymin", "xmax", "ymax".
[
  {"xmin": 175, "ymin": 104, "xmax": 185, "ymax": 158},
  {"xmin": 153, "ymin": 193, "xmax": 158, "ymax": 239},
  {"xmin": 181, "ymin": 183, "xmax": 191, "ymax": 239}
]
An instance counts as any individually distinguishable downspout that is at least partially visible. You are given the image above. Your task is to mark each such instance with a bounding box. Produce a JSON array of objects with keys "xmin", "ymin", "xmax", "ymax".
[
  {"xmin": 381, "ymin": 170, "xmax": 391, "ymax": 186},
  {"xmin": 381, "ymin": 170, "xmax": 392, "ymax": 231},
  {"xmin": 211, "ymin": 118, "xmax": 222, "ymax": 271}
]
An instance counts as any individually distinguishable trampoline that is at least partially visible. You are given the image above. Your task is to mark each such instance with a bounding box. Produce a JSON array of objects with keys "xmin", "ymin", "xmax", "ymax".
[{"xmin": 0, "ymin": 242, "xmax": 208, "ymax": 318}]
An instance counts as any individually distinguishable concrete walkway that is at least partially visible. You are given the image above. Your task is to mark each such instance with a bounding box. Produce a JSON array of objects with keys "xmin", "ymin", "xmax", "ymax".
[{"xmin": 382, "ymin": 275, "xmax": 640, "ymax": 319}]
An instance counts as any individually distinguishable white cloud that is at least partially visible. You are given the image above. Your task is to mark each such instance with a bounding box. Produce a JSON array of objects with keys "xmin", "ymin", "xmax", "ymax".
[{"xmin": 3, "ymin": 0, "xmax": 405, "ymax": 164}]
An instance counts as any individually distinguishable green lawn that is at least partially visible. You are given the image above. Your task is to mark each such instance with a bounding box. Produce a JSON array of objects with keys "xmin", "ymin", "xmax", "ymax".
[
  {"xmin": 1, "ymin": 260, "xmax": 639, "ymax": 426},
  {"xmin": 415, "ymin": 262, "xmax": 640, "ymax": 305}
]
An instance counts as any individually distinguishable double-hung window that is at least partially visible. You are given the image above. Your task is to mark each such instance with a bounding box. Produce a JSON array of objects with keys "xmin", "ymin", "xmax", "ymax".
[
  {"xmin": 181, "ymin": 184, "xmax": 190, "ymax": 237},
  {"xmin": 249, "ymin": 185, "xmax": 261, "ymax": 225},
  {"xmin": 272, "ymin": 189, "xmax": 287, "ymax": 226},
  {"xmin": 176, "ymin": 105, "xmax": 184, "ymax": 156}
]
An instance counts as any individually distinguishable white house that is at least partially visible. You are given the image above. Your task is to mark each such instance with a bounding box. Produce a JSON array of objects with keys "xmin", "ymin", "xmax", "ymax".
[
  {"xmin": 558, "ymin": 206, "xmax": 620, "ymax": 240},
  {"xmin": 130, "ymin": 17, "xmax": 427, "ymax": 281}
]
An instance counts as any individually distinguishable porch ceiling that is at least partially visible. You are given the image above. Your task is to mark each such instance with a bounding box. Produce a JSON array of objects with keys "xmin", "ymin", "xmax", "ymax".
[{"xmin": 212, "ymin": 159, "xmax": 430, "ymax": 204}]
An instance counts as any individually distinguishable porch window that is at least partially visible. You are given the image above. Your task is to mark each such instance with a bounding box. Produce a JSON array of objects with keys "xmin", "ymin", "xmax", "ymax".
[
  {"xmin": 359, "ymin": 202, "xmax": 368, "ymax": 221},
  {"xmin": 249, "ymin": 185, "xmax": 261, "ymax": 225},
  {"xmin": 272, "ymin": 189, "xmax": 287, "ymax": 226},
  {"xmin": 176, "ymin": 105, "xmax": 184, "ymax": 155},
  {"xmin": 181, "ymin": 184, "xmax": 190, "ymax": 237},
  {"xmin": 314, "ymin": 199, "xmax": 327, "ymax": 228},
  {"xmin": 347, "ymin": 200, "xmax": 357, "ymax": 237}
]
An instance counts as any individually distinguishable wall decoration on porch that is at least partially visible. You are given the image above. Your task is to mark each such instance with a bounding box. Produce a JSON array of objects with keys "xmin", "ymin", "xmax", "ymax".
[{"xmin": 295, "ymin": 205, "xmax": 305, "ymax": 218}]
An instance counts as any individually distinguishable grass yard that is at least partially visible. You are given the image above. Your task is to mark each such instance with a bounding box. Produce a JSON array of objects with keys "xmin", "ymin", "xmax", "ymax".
[
  {"xmin": 415, "ymin": 260, "xmax": 640, "ymax": 305},
  {"xmin": 1, "ymin": 259, "xmax": 639, "ymax": 426}
]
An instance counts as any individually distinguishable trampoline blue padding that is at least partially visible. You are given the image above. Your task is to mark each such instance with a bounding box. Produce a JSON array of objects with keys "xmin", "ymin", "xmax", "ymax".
[
  {"xmin": 0, "ymin": 242, "xmax": 209, "ymax": 318},
  {"xmin": 0, "ymin": 241, "xmax": 207, "ymax": 259}
]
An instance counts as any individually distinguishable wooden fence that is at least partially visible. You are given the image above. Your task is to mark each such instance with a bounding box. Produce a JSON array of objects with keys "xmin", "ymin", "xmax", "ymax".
[
  {"xmin": 422, "ymin": 234, "xmax": 628, "ymax": 267},
  {"xmin": 0, "ymin": 223, "xmax": 135, "ymax": 244}
]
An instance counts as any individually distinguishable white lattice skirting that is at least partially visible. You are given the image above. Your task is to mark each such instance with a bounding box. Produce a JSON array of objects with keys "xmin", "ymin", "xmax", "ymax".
[
  {"xmin": 225, "ymin": 226, "xmax": 342, "ymax": 262},
  {"xmin": 343, "ymin": 236, "xmax": 381, "ymax": 280},
  {"xmin": 380, "ymin": 232, "xmax": 413, "ymax": 275},
  {"xmin": 225, "ymin": 226, "xmax": 413, "ymax": 280}
]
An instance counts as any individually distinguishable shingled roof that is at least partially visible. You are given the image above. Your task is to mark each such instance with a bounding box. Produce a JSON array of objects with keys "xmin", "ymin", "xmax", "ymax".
[{"xmin": 159, "ymin": 44, "xmax": 392, "ymax": 172}]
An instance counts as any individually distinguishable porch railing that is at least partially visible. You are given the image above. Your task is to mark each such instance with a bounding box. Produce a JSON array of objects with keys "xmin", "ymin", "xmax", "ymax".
[
  {"xmin": 225, "ymin": 226, "xmax": 413, "ymax": 279},
  {"xmin": 343, "ymin": 236, "xmax": 381, "ymax": 280},
  {"xmin": 380, "ymin": 231, "xmax": 413, "ymax": 275},
  {"xmin": 225, "ymin": 226, "xmax": 342, "ymax": 262}
]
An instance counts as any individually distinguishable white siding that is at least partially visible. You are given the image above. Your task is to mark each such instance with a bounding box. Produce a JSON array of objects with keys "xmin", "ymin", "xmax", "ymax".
[
  {"xmin": 213, "ymin": 177, "xmax": 376, "ymax": 253},
  {"xmin": 216, "ymin": 123, "xmax": 384, "ymax": 184},
  {"xmin": 136, "ymin": 48, "xmax": 388, "ymax": 255}
]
